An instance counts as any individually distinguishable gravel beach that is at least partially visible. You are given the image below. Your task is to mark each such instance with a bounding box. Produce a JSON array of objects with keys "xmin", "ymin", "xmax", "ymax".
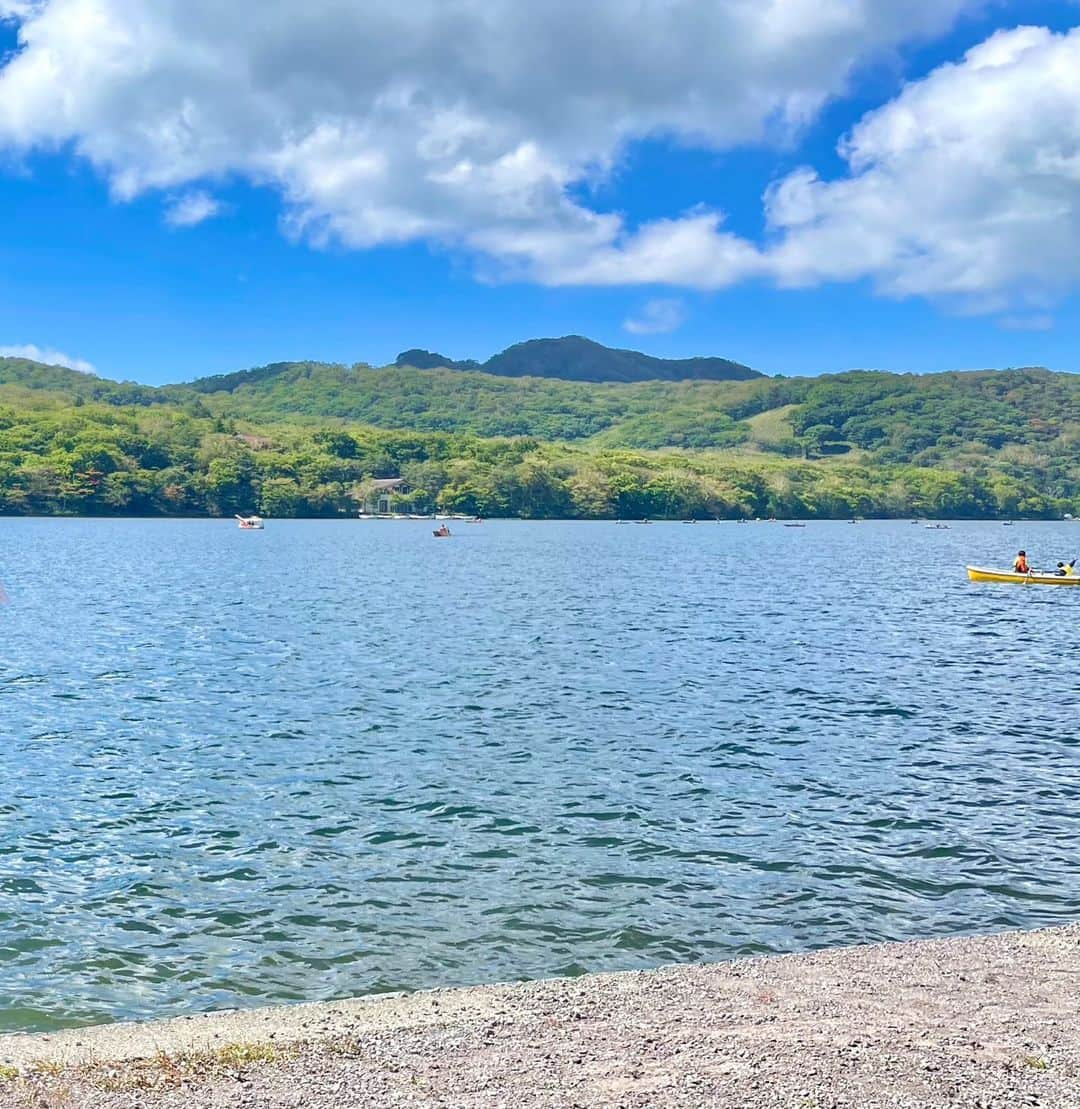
[{"xmin": 1, "ymin": 923, "xmax": 1077, "ymax": 1108}]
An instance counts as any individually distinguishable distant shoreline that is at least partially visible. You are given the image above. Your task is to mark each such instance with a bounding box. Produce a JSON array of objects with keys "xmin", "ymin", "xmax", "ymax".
[
  {"xmin": 1, "ymin": 924, "xmax": 1077, "ymax": 1107},
  {"xmin": 1, "ymin": 513, "xmax": 1076, "ymax": 523},
  {"xmin": 3, "ymin": 357, "xmax": 1077, "ymax": 522}
]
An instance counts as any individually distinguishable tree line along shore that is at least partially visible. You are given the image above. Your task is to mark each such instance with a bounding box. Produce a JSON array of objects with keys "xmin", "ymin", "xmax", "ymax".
[{"xmin": 0, "ymin": 356, "xmax": 1077, "ymax": 520}]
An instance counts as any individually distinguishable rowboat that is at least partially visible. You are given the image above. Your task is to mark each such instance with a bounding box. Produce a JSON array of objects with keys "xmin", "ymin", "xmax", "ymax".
[
  {"xmin": 236, "ymin": 514, "xmax": 264, "ymax": 530},
  {"xmin": 966, "ymin": 565, "xmax": 1080, "ymax": 586}
]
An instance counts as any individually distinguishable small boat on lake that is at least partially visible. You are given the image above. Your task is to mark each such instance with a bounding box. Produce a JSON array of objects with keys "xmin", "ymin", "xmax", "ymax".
[
  {"xmin": 784, "ymin": 523, "xmax": 806, "ymax": 528},
  {"xmin": 967, "ymin": 565, "xmax": 1080, "ymax": 586},
  {"xmin": 433, "ymin": 524, "xmax": 451, "ymax": 538},
  {"xmin": 236, "ymin": 514, "xmax": 264, "ymax": 530},
  {"xmin": 926, "ymin": 524, "xmax": 951, "ymax": 530}
]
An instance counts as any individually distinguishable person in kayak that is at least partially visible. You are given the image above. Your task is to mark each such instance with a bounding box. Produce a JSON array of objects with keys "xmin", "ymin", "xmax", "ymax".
[
  {"xmin": 1054, "ymin": 559, "xmax": 1077, "ymax": 576},
  {"xmin": 1013, "ymin": 551, "xmax": 1030, "ymax": 574}
]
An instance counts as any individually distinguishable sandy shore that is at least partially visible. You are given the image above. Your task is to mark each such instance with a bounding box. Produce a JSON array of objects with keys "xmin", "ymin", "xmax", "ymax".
[{"xmin": 1, "ymin": 923, "xmax": 1077, "ymax": 1108}]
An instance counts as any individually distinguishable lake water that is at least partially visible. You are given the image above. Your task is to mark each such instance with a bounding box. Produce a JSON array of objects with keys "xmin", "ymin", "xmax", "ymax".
[{"xmin": 1, "ymin": 518, "xmax": 1078, "ymax": 1032}]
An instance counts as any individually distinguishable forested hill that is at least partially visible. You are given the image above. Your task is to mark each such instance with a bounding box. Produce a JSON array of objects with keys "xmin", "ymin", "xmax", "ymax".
[
  {"xmin": 169, "ymin": 360, "xmax": 1079, "ymax": 463},
  {"xmin": 0, "ymin": 354, "xmax": 1077, "ymax": 519},
  {"xmin": 187, "ymin": 336, "xmax": 759, "ymax": 390},
  {"xmin": 393, "ymin": 335, "xmax": 760, "ymax": 383}
]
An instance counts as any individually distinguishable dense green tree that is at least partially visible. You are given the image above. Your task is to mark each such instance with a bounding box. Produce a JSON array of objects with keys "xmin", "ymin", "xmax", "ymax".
[{"xmin": 0, "ymin": 356, "xmax": 1078, "ymax": 520}]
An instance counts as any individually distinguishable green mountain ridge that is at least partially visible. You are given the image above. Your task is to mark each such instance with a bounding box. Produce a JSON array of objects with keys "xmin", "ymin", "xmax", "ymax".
[
  {"xmin": 0, "ymin": 350, "xmax": 1077, "ymax": 520},
  {"xmin": 187, "ymin": 335, "xmax": 760, "ymax": 391},
  {"xmin": 389, "ymin": 335, "xmax": 760, "ymax": 383}
]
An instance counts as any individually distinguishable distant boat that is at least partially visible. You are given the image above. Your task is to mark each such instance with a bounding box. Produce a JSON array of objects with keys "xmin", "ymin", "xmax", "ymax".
[
  {"xmin": 433, "ymin": 524, "xmax": 451, "ymax": 538},
  {"xmin": 467, "ymin": 516, "xmax": 483, "ymax": 524},
  {"xmin": 1002, "ymin": 521, "xmax": 1014, "ymax": 527},
  {"xmin": 926, "ymin": 524, "xmax": 951, "ymax": 530},
  {"xmin": 236, "ymin": 514, "xmax": 264, "ymax": 530},
  {"xmin": 784, "ymin": 523, "xmax": 806, "ymax": 528}
]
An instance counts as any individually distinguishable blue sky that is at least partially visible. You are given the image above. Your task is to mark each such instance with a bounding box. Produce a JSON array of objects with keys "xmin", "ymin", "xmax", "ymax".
[{"xmin": 2, "ymin": 1, "xmax": 1080, "ymax": 383}]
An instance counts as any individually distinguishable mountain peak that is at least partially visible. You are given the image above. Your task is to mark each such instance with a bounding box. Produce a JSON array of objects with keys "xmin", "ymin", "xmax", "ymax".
[
  {"xmin": 394, "ymin": 349, "xmax": 481, "ymax": 372},
  {"xmin": 397, "ymin": 336, "xmax": 759, "ymax": 383},
  {"xmin": 482, "ymin": 336, "xmax": 759, "ymax": 383}
]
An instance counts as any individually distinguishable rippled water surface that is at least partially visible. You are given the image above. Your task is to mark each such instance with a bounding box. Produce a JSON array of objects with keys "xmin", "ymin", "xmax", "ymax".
[{"xmin": 2, "ymin": 518, "xmax": 1079, "ymax": 1031}]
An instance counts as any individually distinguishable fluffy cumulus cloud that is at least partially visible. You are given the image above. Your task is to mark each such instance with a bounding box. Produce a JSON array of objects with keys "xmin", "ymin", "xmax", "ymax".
[
  {"xmin": 556, "ymin": 23, "xmax": 1080, "ymax": 311},
  {"xmin": 0, "ymin": 342, "xmax": 95, "ymax": 372},
  {"xmin": 761, "ymin": 25, "xmax": 1080, "ymax": 307},
  {"xmin": 624, "ymin": 297, "xmax": 687, "ymax": 335},
  {"xmin": 0, "ymin": 3, "xmax": 973, "ymax": 266},
  {"xmin": 6, "ymin": 0, "xmax": 1071, "ymax": 311}
]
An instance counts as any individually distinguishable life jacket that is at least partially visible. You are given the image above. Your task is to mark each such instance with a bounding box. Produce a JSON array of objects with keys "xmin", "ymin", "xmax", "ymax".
[{"xmin": 1014, "ymin": 557, "xmax": 1029, "ymax": 573}]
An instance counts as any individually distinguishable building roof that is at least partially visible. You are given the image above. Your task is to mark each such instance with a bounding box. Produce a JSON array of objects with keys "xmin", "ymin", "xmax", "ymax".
[{"xmin": 370, "ymin": 477, "xmax": 407, "ymax": 489}]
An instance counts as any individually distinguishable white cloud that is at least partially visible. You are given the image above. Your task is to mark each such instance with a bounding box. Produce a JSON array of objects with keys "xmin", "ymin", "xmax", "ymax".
[
  {"xmin": 164, "ymin": 189, "xmax": 220, "ymax": 227},
  {"xmin": 0, "ymin": 342, "xmax": 96, "ymax": 372},
  {"xmin": 0, "ymin": 0, "xmax": 976, "ymax": 288},
  {"xmin": 543, "ymin": 22, "xmax": 1080, "ymax": 317},
  {"xmin": 12, "ymin": 4, "xmax": 1074, "ymax": 317},
  {"xmin": 536, "ymin": 209, "xmax": 765, "ymax": 288},
  {"xmin": 758, "ymin": 26, "xmax": 1080, "ymax": 308},
  {"xmin": 624, "ymin": 297, "xmax": 688, "ymax": 335},
  {"xmin": 0, "ymin": 2, "xmax": 39, "ymax": 20}
]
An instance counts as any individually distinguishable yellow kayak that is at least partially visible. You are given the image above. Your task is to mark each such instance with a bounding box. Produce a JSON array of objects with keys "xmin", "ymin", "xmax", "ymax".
[{"xmin": 967, "ymin": 565, "xmax": 1080, "ymax": 586}]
